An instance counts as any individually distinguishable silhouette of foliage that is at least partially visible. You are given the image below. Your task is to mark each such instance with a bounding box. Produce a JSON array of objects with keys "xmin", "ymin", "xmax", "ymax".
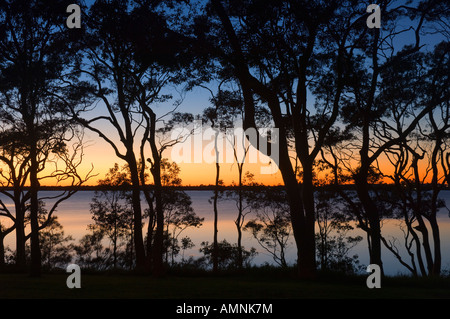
[
  {"xmin": 39, "ymin": 216, "xmax": 74, "ymax": 271},
  {"xmin": 244, "ymin": 187, "xmax": 292, "ymax": 268},
  {"xmin": 200, "ymin": 239, "xmax": 257, "ymax": 271},
  {"xmin": 315, "ymin": 189, "xmax": 363, "ymax": 275}
]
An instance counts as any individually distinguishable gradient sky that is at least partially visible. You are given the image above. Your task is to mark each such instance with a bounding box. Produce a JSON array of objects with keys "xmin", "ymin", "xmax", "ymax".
[
  {"xmin": 71, "ymin": 84, "xmax": 285, "ymax": 187},
  {"xmin": 25, "ymin": 1, "xmax": 450, "ymax": 187}
]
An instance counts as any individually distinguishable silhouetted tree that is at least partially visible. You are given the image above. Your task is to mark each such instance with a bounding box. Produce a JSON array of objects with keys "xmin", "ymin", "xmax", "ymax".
[
  {"xmin": 39, "ymin": 216, "xmax": 74, "ymax": 271},
  {"xmin": 379, "ymin": 41, "xmax": 450, "ymax": 277},
  {"xmin": 201, "ymin": 83, "xmax": 240, "ymax": 272},
  {"xmin": 149, "ymin": 159, "xmax": 202, "ymax": 266},
  {"xmin": 242, "ymin": 184, "xmax": 293, "ymax": 268},
  {"xmin": 70, "ymin": 0, "xmax": 192, "ymax": 274},
  {"xmin": 89, "ymin": 164, "xmax": 135, "ymax": 269},
  {"xmin": 0, "ymin": 0, "xmax": 93, "ymax": 275},
  {"xmin": 225, "ymin": 172, "xmax": 260, "ymax": 268},
  {"xmin": 0, "ymin": 127, "xmax": 28, "ymax": 270},
  {"xmin": 338, "ymin": 8, "xmax": 449, "ymax": 274},
  {"xmin": 201, "ymin": 81, "xmax": 271, "ymax": 270},
  {"xmin": 0, "ymin": 221, "xmax": 13, "ymax": 269},
  {"xmin": 193, "ymin": 0, "xmax": 371, "ymax": 278},
  {"xmin": 142, "ymin": 113, "xmax": 193, "ymax": 275},
  {"xmin": 180, "ymin": 236, "xmax": 195, "ymax": 263},
  {"xmin": 73, "ymin": 231, "xmax": 112, "ymax": 271},
  {"xmin": 307, "ymin": 1, "xmax": 450, "ymax": 275},
  {"xmin": 69, "ymin": 0, "xmax": 149, "ymax": 271},
  {"xmin": 200, "ymin": 239, "xmax": 257, "ymax": 271},
  {"xmin": 186, "ymin": 0, "xmax": 450, "ymax": 279},
  {"xmin": 315, "ymin": 188, "xmax": 362, "ymax": 274}
]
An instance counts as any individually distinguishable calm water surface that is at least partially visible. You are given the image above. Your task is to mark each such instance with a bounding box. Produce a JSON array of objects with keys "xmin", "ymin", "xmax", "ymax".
[{"xmin": 1, "ymin": 190, "xmax": 450, "ymax": 276}]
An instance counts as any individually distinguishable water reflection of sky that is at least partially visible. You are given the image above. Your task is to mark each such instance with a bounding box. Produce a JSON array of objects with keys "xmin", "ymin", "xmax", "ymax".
[{"xmin": 1, "ymin": 190, "xmax": 449, "ymax": 276}]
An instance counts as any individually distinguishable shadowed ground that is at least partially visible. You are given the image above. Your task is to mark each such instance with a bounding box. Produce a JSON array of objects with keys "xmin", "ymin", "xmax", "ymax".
[{"xmin": 1, "ymin": 272, "xmax": 450, "ymax": 299}]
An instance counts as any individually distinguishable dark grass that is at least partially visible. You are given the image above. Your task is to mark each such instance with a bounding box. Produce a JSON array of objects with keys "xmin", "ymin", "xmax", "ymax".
[{"xmin": 1, "ymin": 267, "xmax": 450, "ymax": 299}]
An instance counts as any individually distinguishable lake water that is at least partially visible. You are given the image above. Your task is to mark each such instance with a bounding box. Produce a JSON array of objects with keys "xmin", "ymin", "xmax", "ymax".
[{"xmin": 1, "ymin": 190, "xmax": 450, "ymax": 276}]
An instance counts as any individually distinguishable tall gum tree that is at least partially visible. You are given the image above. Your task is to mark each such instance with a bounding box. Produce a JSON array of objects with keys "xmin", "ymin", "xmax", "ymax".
[
  {"xmin": 0, "ymin": 0, "xmax": 93, "ymax": 275},
  {"xmin": 195, "ymin": 0, "xmax": 363, "ymax": 277},
  {"xmin": 335, "ymin": 0, "xmax": 449, "ymax": 274},
  {"xmin": 70, "ymin": 0, "xmax": 193, "ymax": 274}
]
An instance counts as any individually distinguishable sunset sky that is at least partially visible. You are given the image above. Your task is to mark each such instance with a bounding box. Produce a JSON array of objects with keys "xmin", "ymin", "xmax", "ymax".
[
  {"xmin": 3, "ymin": 14, "xmax": 444, "ymax": 189},
  {"xmin": 39, "ymin": 81, "xmax": 439, "ymax": 188},
  {"xmin": 77, "ymin": 133, "xmax": 285, "ymax": 187},
  {"xmin": 7, "ymin": 7, "xmax": 436, "ymax": 189},
  {"xmin": 45, "ymin": 84, "xmax": 286, "ymax": 187}
]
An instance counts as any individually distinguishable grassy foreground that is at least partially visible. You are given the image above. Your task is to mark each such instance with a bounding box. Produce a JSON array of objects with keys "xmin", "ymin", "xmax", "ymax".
[{"xmin": 1, "ymin": 270, "xmax": 450, "ymax": 299}]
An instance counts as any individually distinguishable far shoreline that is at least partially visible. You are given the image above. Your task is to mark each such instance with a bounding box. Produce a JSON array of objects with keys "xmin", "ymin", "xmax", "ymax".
[{"xmin": 1, "ymin": 183, "xmax": 448, "ymax": 192}]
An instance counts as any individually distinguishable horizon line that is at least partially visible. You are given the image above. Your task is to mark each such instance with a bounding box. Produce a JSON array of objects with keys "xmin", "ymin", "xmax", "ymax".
[{"xmin": 1, "ymin": 183, "xmax": 448, "ymax": 191}]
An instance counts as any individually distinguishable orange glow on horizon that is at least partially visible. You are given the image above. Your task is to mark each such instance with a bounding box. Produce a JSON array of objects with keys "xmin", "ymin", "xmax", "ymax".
[
  {"xmin": 20, "ymin": 153, "xmax": 442, "ymax": 187},
  {"xmin": 1, "ymin": 135, "xmax": 443, "ymax": 188}
]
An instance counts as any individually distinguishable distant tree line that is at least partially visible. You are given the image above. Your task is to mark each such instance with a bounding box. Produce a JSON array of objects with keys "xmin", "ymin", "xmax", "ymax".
[{"xmin": 0, "ymin": 0, "xmax": 449, "ymax": 278}]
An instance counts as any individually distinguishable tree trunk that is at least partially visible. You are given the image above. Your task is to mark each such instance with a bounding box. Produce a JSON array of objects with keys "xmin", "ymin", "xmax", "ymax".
[
  {"xmin": 29, "ymin": 143, "xmax": 41, "ymax": 277},
  {"xmin": 235, "ymin": 163, "xmax": 243, "ymax": 269},
  {"xmin": 127, "ymin": 155, "xmax": 146, "ymax": 272},
  {"xmin": 412, "ymin": 158, "xmax": 434, "ymax": 276},
  {"xmin": 14, "ymin": 189, "xmax": 26, "ymax": 271},
  {"xmin": 299, "ymin": 162, "xmax": 316, "ymax": 278},
  {"xmin": 141, "ymin": 158, "xmax": 155, "ymax": 268},
  {"xmin": 151, "ymin": 161, "xmax": 164, "ymax": 276},
  {"xmin": 355, "ymin": 172, "xmax": 383, "ymax": 274},
  {"xmin": 274, "ymin": 130, "xmax": 315, "ymax": 277},
  {"xmin": 429, "ymin": 216, "xmax": 441, "ymax": 276},
  {"xmin": 430, "ymin": 135, "xmax": 442, "ymax": 276},
  {"xmin": 213, "ymin": 161, "xmax": 220, "ymax": 273},
  {"xmin": 147, "ymin": 110, "xmax": 164, "ymax": 277},
  {"xmin": 113, "ymin": 218, "xmax": 118, "ymax": 269},
  {"xmin": 0, "ymin": 235, "xmax": 5, "ymax": 269},
  {"xmin": 146, "ymin": 196, "xmax": 155, "ymax": 266},
  {"xmin": 211, "ymin": 0, "xmax": 319, "ymax": 277}
]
